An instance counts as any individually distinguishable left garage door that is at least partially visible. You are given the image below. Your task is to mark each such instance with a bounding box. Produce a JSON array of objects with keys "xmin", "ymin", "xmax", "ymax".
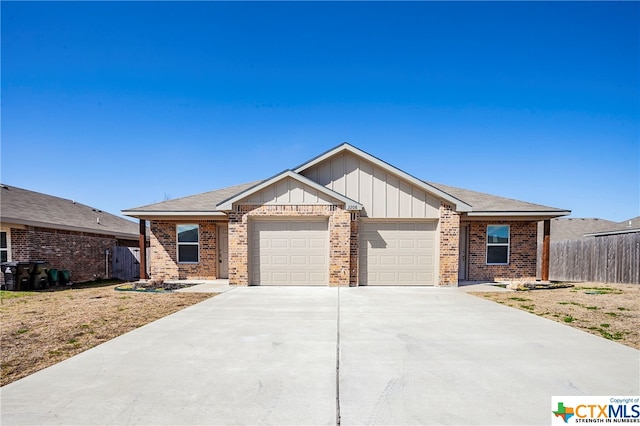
[{"xmin": 250, "ymin": 219, "xmax": 329, "ymax": 285}]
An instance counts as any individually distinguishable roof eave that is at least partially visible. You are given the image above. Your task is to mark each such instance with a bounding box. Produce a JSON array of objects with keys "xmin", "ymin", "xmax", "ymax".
[
  {"xmin": 584, "ymin": 228, "xmax": 640, "ymax": 237},
  {"xmin": 465, "ymin": 210, "xmax": 571, "ymax": 219},
  {"xmin": 0, "ymin": 217, "xmax": 138, "ymax": 240},
  {"xmin": 121, "ymin": 210, "xmax": 227, "ymax": 219}
]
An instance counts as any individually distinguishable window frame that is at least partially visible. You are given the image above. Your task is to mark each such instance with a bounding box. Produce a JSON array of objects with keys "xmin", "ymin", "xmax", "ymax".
[
  {"xmin": 486, "ymin": 224, "xmax": 510, "ymax": 265},
  {"xmin": 177, "ymin": 224, "xmax": 199, "ymax": 264},
  {"xmin": 0, "ymin": 229, "xmax": 11, "ymax": 263}
]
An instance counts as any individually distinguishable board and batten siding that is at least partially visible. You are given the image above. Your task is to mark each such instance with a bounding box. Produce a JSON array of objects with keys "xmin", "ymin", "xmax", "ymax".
[
  {"xmin": 241, "ymin": 176, "xmax": 342, "ymax": 205},
  {"xmin": 302, "ymin": 152, "xmax": 440, "ymax": 218}
]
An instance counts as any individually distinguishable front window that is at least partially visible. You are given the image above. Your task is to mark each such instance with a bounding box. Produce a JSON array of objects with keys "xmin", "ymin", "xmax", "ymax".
[
  {"xmin": 486, "ymin": 225, "xmax": 509, "ymax": 265},
  {"xmin": 177, "ymin": 224, "xmax": 199, "ymax": 263}
]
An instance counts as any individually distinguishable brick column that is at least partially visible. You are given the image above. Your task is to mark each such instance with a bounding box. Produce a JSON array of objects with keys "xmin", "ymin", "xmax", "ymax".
[
  {"xmin": 329, "ymin": 208, "xmax": 351, "ymax": 286},
  {"xmin": 438, "ymin": 202, "xmax": 460, "ymax": 286},
  {"xmin": 349, "ymin": 212, "xmax": 360, "ymax": 286},
  {"xmin": 228, "ymin": 211, "xmax": 249, "ymax": 286}
]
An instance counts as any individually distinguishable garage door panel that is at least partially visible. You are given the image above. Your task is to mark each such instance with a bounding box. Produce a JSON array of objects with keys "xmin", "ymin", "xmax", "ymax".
[
  {"xmin": 290, "ymin": 239, "xmax": 307, "ymax": 249},
  {"xmin": 360, "ymin": 221, "xmax": 436, "ymax": 286},
  {"xmin": 290, "ymin": 272, "xmax": 307, "ymax": 281},
  {"xmin": 309, "ymin": 272, "xmax": 326, "ymax": 283},
  {"xmin": 309, "ymin": 239, "xmax": 326, "ymax": 249},
  {"xmin": 418, "ymin": 239, "xmax": 434, "ymax": 249},
  {"xmin": 399, "ymin": 255, "xmax": 415, "ymax": 265},
  {"xmin": 399, "ymin": 239, "xmax": 415, "ymax": 249},
  {"xmin": 310, "ymin": 255, "xmax": 326, "ymax": 265},
  {"xmin": 271, "ymin": 239, "xmax": 289, "ymax": 249},
  {"xmin": 251, "ymin": 219, "xmax": 328, "ymax": 285},
  {"xmin": 290, "ymin": 255, "xmax": 307, "ymax": 265}
]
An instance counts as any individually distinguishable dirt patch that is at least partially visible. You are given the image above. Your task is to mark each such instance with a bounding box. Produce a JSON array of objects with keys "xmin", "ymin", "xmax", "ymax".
[
  {"xmin": 0, "ymin": 283, "xmax": 214, "ymax": 386},
  {"xmin": 473, "ymin": 282, "xmax": 640, "ymax": 350}
]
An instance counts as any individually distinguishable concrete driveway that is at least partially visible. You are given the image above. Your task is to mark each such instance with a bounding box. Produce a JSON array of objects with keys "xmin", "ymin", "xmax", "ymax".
[{"xmin": 2, "ymin": 286, "xmax": 638, "ymax": 425}]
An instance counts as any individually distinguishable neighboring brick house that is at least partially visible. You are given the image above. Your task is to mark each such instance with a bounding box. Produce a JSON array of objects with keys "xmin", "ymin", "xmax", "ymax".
[
  {"xmin": 123, "ymin": 144, "xmax": 570, "ymax": 286},
  {"xmin": 0, "ymin": 184, "xmax": 139, "ymax": 283}
]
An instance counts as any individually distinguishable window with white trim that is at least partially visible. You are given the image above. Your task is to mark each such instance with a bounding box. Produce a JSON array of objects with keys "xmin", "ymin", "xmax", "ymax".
[
  {"xmin": 1, "ymin": 231, "xmax": 8, "ymax": 263},
  {"xmin": 486, "ymin": 225, "xmax": 509, "ymax": 265},
  {"xmin": 177, "ymin": 224, "xmax": 199, "ymax": 263}
]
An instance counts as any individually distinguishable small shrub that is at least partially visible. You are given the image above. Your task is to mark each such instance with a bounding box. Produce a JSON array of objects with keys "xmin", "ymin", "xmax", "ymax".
[{"xmin": 563, "ymin": 316, "xmax": 575, "ymax": 323}]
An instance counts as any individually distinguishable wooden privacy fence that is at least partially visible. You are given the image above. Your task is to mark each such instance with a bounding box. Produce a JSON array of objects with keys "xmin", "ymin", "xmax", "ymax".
[
  {"xmin": 111, "ymin": 246, "xmax": 150, "ymax": 282},
  {"xmin": 550, "ymin": 233, "xmax": 640, "ymax": 284}
]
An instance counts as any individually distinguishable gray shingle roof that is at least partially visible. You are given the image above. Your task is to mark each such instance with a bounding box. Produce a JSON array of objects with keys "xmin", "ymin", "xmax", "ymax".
[
  {"xmin": 1, "ymin": 184, "xmax": 138, "ymax": 239},
  {"xmin": 548, "ymin": 217, "xmax": 621, "ymax": 241},
  {"xmin": 125, "ymin": 178, "xmax": 567, "ymax": 217},
  {"xmin": 123, "ymin": 181, "xmax": 263, "ymax": 213},
  {"xmin": 426, "ymin": 181, "xmax": 568, "ymax": 213},
  {"xmin": 619, "ymin": 216, "xmax": 640, "ymax": 229}
]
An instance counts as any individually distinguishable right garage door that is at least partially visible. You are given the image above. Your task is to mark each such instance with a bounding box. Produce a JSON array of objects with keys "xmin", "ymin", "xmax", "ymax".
[{"xmin": 359, "ymin": 221, "xmax": 436, "ymax": 285}]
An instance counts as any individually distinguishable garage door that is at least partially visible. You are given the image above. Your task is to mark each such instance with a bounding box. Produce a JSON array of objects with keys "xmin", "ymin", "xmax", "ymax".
[
  {"xmin": 250, "ymin": 219, "xmax": 328, "ymax": 285},
  {"xmin": 360, "ymin": 221, "xmax": 436, "ymax": 285}
]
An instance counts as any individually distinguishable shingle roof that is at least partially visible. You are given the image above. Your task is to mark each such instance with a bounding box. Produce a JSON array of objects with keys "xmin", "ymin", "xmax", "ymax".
[
  {"xmin": 548, "ymin": 217, "xmax": 621, "ymax": 241},
  {"xmin": 619, "ymin": 216, "xmax": 640, "ymax": 229},
  {"xmin": 426, "ymin": 181, "xmax": 569, "ymax": 214},
  {"xmin": 0, "ymin": 184, "xmax": 138, "ymax": 239},
  {"xmin": 124, "ymin": 178, "xmax": 567, "ymax": 217},
  {"xmin": 123, "ymin": 181, "xmax": 263, "ymax": 213}
]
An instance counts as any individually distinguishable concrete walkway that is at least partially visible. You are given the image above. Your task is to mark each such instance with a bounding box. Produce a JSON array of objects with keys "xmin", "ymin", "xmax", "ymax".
[{"xmin": 2, "ymin": 286, "xmax": 638, "ymax": 425}]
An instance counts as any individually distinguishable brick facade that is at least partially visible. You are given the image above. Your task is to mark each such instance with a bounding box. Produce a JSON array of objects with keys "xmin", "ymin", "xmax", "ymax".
[
  {"xmin": 3, "ymin": 225, "xmax": 132, "ymax": 283},
  {"xmin": 144, "ymin": 213, "xmax": 540, "ymax": 286},
  {"xmin": 465, "ymin": 221, "xmax": 538, "ymax": 281},
  {"xmin": 228, "ymin": 205, "xmax": 352, "ymax": 286},
  {"xmin": 438, "ymin": 202, "xmax": 460, "ymax": 286},
  {"xmin": 149, "ymin": 220, "xmax": 220, "ymax": 280}
]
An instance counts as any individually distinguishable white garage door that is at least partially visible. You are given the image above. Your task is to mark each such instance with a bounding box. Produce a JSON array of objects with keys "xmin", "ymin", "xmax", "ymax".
[
  {"xmin": 250, "ymin": 219, "xmax": 328, "ymax": 285},
  {"xmin": 360, "ymin": 221, "xmax": 436, "ymax": 285}
]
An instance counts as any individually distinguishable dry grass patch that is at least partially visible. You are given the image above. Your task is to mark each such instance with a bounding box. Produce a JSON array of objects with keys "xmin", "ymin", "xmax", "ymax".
[
  {"xmin": 475, "ymin": 282, "xmax": 640, "ymax": 350},
  {"xmin": 1, "ymin": 283, "xmax": 214, "ymax": 386}
]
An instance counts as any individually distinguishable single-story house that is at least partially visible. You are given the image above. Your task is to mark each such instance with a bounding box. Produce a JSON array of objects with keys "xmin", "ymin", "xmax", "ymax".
[
  {"xmin": 123, "ymin": 143, "xmax": 570, "ymax": 286},
  {"xmin": 0, "ymin": 184, "xmax": 139, "ymax": 283}
]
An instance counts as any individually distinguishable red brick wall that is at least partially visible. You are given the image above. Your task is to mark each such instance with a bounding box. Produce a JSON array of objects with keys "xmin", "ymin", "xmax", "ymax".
[
  {"xmin": 149, "ymin": 220, "xmax": 220, "ymax": 280},
  {"xmin": 466, "ymin": 221, "xmax": 538, "ymax": 281},
  {"xmin": 4, "ymin": 226, "xmax": 127, "ymax": 283}
]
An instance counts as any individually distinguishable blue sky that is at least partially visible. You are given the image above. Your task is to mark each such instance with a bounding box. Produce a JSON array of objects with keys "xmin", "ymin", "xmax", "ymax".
[{"xmin": 2, "ymin": 2, "xmax": 638, "ymax": 222}]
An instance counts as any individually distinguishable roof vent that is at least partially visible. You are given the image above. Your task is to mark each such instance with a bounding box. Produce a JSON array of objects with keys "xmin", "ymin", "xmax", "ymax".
[{"xmin": 97, "ymin": 217, "xmax": 100, "ymax": 224}]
